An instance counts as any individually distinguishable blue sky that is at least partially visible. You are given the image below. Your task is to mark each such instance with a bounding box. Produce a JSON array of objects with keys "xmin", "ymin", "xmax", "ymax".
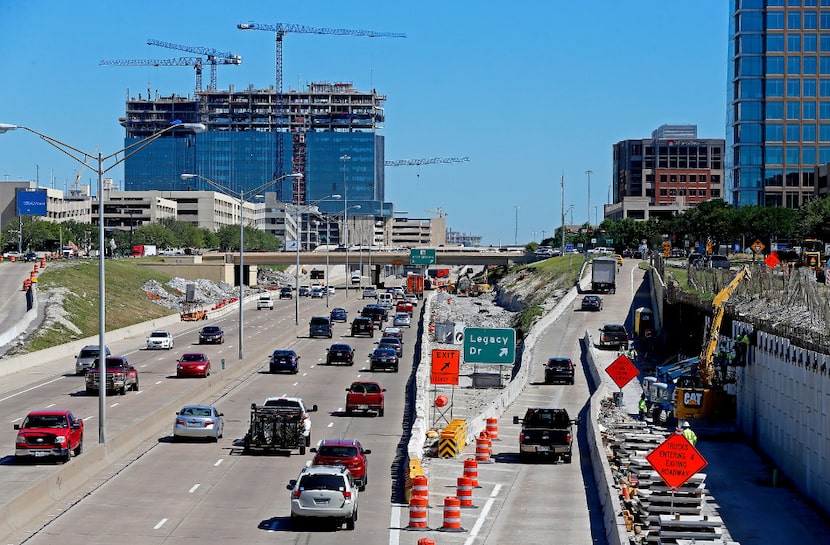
[{"xmin": 0, "ymin": 1, "xmax": 728, "ymax": 246}]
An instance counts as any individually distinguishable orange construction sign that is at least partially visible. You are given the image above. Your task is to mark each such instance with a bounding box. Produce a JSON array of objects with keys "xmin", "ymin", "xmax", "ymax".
[
  {"xmin": 431, "ymin": 349, "xmax": 460, "ymax": 385},
  {"xmin": 646, "ymin": 432, "xmax": 708, "ymax": 489}
]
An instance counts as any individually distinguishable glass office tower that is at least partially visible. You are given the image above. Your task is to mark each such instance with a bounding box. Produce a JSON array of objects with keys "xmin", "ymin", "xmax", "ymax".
[{"xmin": 729, "ymin": 0, "xmax": 830, "ymax": 208}]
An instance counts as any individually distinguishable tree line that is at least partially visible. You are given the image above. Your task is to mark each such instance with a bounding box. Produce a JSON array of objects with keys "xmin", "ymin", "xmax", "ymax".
[
  {"xmin": 538, "ymin": 197, "xmax": 830, "ymax": 254},
  {"xmin": 1, "ymin": 217, "xmax": 282, "ymax": 255}
]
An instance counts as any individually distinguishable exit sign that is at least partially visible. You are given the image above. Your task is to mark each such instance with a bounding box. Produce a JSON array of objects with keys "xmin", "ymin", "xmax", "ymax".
[
  {"xmin": 463, "ymin": 327, "xmax": 516, "ymax": 364},
  {"xmin": 410, "ymin": 248, "xmax": 436, "ymax": 265}
]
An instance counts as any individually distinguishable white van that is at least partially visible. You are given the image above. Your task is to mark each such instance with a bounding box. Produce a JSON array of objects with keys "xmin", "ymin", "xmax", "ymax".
[{"xmin": 377, "ymin": 292, "xmax": 394, "ymax": 308}]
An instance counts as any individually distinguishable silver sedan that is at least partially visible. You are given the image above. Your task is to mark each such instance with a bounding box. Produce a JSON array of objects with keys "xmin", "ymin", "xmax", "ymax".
[
  {"xmin": 173, "ymin": 405, "xmax": 224, "ymax": 442},
  {"xmin": 393, "ymin": 312, "xmax": 411, "ymax": 327}
]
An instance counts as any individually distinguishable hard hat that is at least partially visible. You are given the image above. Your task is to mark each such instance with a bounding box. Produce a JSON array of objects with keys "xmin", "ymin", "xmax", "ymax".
[{"xmin": 681, "ymin": 421, "xmax": 690, "ymax": 429}]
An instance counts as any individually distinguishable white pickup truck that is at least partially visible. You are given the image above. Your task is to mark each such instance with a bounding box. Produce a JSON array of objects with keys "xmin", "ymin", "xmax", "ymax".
[{"xmin": 257, "ymin": 295, "xmax": 274, "ymax": 310}]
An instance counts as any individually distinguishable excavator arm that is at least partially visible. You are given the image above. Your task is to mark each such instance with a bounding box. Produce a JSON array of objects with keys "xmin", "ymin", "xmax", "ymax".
[{"xmin": 699, "ymin": 265, "xmax": 751, "ymax": 385}]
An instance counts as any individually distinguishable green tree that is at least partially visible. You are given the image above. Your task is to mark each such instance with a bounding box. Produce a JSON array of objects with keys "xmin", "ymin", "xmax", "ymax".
[
  {"xmin": 132, "ymin": 223, "xmax": 178, "ymax": 248},
  {"xmin": 799, "ymin": 195, "xmax": 830, "ymax": 241}
]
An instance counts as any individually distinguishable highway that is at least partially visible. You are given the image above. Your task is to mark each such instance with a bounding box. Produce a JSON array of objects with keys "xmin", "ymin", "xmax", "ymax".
[{"xmin": 1, "ymin": 261, "xmax": 639, "ymax": 544}]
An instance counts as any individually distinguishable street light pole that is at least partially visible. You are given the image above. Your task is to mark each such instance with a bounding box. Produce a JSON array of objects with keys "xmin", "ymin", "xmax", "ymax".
[
  {"xmin": 340, "ymin": 154, "xmax": 351, "ymax": 296},
  {"xmin": 181, "ymin": 172, "xmax": 303, "ymax": 355},
  {"xmin": 560, "ymin": 173, "xmax": 565, "ymax": 255},
  {"xmin": 585, "ymin": 169, "xmax": 593, "ymax": 225},
  {"xmin": 514, "ymin": 205, "xmax": 519, "ymax": 245},
  {"xmin": 325, "ymin": 219, "xmax": 331, "ymax": 307},
  {"xmin": 1, "ymin": 120, "xmax": 205, "ymax": 444}
]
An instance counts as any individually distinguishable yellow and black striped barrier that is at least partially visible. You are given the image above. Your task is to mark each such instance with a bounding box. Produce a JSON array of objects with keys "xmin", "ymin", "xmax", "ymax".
[
  {"xmin": 404, "ymin": 458, "xmax": 424, "ymax": 503},
  {"xmin": 439, "ymin": 419, "xmax": 467, "ymax": 458}
]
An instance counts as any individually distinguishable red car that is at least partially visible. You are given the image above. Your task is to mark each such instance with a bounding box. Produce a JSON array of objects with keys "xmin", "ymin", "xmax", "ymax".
[
  {"xmin": 345, "ymin": 381, "xmax": 386, "ymax": 416},
  {"xmin": 177, "ymin": 353, "xmax": 211, "ymax": 378},
  {"xmin": 310, "ymin": 438, "xmax": 371, "ymax": 490},
  {"xmin": 14, "ymin": 410, "xmax": 84, "ymax": 463}
]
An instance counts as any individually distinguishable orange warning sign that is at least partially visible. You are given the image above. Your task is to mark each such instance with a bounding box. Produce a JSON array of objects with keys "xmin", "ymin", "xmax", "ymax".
[
  {"xmin": 646, "ymin": 432, "xmax": 708, "ymax": 489},
  {"xmin": 605, "ymin": 354, "xmax": 639, "ymax": 389},
  {"xmin": 431, "ymin": 349, "xmax": 460, "ymax": 385}
]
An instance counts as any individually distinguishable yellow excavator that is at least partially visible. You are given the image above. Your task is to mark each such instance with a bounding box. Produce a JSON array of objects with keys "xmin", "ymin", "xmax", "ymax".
[{"xmin": 672, "ymin": 264, "xmax": 751, "ymax": 420}]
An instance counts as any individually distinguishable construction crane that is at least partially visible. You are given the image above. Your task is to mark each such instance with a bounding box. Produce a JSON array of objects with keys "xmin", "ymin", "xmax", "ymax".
[
  {"xmin": 237, "ymin": 22, "xmax": 406, "ymax": 202},
  {"xmin": 425, "ymin": 208, "xmax": 448, "ymax": 218},
  {"xmin": 146, "ymin": 39, "xmax": 242, "ymax": 91},
  {"xmin": 385, "ymin": 157, "xmax": 470, "ymax": 167},
  {"xmin": 100, "ymin": 57, "xmax": 242, "ymax": 92}
]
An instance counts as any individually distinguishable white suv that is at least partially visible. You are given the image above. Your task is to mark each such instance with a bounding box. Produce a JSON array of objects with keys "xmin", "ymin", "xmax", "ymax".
[
  {"xmin": 263, "ymin": 396, "xmax": 315, "ymax": 446},
  {"xmin": 288, "ymin": 464, "xmax": 358, "ymax": 530},
  {"xmin": 146, "ymin": 330, "xmax": 174, "ymax": 350},
  {"xmin": 257, "ymin": 295, "xmax": 274, "ymax": 310}
]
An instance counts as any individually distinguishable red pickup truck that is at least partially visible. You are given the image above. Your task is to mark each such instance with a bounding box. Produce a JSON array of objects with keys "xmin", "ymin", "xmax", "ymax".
[
  {"xmin": 14, "ymin": 410, "xmax": 84, "ymax": 463},
  {"xmin": 345, "ymin": 381, "xmax": 386, "ymax": 417}
]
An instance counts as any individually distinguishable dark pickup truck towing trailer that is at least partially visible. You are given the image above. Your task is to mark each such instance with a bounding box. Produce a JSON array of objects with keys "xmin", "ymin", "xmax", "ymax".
[{"xmin": 513, "ymin": 407, "xmax": 579, "ymax": 463}]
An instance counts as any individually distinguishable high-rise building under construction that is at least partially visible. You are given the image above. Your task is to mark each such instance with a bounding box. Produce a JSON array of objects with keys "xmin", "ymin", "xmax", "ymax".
[{"xmin": 122, "ymin": 82, "xmax": 392, "ymax": 217}]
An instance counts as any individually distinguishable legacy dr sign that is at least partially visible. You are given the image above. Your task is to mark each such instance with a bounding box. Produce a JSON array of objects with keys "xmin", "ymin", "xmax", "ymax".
[{"xmin": 463, "ymin": 327, "xmax": 516, "ymax": 364}]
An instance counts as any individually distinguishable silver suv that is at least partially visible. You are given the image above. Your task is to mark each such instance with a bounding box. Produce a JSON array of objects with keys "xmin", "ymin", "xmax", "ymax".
[
  {"xmin": 75, "ymin": 345, "xmax": 110, "ymax": 375},
  {"xmin": 288, "ymin": 464, "xmax": 358, "ymax": 530}
]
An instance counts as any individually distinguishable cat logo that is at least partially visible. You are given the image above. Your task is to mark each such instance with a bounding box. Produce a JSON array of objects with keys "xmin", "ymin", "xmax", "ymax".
[{"xmin": 683, "ymin": 391, "xmax": 704, "ymax": 407}]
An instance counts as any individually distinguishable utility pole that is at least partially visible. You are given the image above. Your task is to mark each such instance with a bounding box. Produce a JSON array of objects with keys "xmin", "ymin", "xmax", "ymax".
[
  {"xmin": 585, "ymin": 170, "xmax": 593, "ymax": 225},
  {"xmin": 514, "ymin": 205, "xmax": 519, "ymax": 245}
]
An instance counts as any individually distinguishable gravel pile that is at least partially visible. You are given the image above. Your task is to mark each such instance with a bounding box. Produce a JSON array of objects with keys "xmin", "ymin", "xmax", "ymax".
[{"xmin": 141, "ymin": 278, "xmax": 239, "ymax": 310}]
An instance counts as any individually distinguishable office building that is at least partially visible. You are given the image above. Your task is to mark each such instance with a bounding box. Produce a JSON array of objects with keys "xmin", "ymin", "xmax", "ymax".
[
  {"xmin": 607, "ymin": 125, "xmax": 725, "ymax": 221},
  {"xmin": 122, "ymin": 82, "xmax": 392, "ymax": 217},
  {"xmin": 728, "ymin": 1, "xmax": 830, "ymax": 207}
]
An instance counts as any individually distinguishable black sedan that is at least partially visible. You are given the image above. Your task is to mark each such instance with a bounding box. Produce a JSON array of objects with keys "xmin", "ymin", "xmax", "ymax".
[
  {"xmin": 326, "ymin": 343, "xmax": 355, "ymax": 365},
  {"xmin": 270, "ymin": 349, "xmax": 300, "ymax": 374},
  {"xmin": 369, "ymin": 347, "xmax": 398, "ymax": 372},
  {"xmin": 198, "ymin": 325, "xmax": 224, "ymax": 344},
  {"xmin": 581, "ymin": 295, "xmax": 603, "ymax": 311},
  {"xmin": 351, "ymin": 317, "xmax": 374, "ymax": 337}
]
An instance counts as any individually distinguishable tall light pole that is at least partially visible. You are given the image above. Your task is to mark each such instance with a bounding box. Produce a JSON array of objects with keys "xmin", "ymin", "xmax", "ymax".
[
  {"xmin": 181, "ymin": 172, "xmax": 303, "ymax": 357},
  {"xmin": 1, "ymin": 120, "xmax": 205, "ymax": 444},
  {"xmin": 560, "ymin": 172, "xmax": 566, "ymax": 255},
  {"xmin": 562, "ymin": 204, "xmax": 574, "ymax": 256},
  {"xmin": 291, "ymin": 194, "xmax": 341, "ymax": 324},
  {"xmin": 514, "ymin": 205, "xmax": 519, "ymax": 245},
  {"xmin": 585, "ymin": 169, "xmax": 593, "ymax": 225},
  {"xmin": 340, "ymin": 154, "xmax": 351, "ymax": 294},
  {"xmin": 594, "ymin": 205, "xmax": 598, "ymax": 227}
]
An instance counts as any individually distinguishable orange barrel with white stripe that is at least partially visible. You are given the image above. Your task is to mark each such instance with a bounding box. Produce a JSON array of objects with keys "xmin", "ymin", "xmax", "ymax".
[
  {"xmin": 475, "ymin": 432, "xmax": 492, "ymax": 464},
  {"xmin": 486, "ymin": 417, "xmax": 499, "ymax": 440},
  {"xmin": 463, "ymin": 458, "xmax": 480, "ymax": 487},
  {"xmin": 412, "ymin": 475, "xmax": 429, "ymax": 505},
  {"xmin": 407, "ymin": 496, "xmax": 429, "ymax": 529},
  {"xmin": 456, "ymin": 476, "xmax": 474, "ymax": 507},
  {"xmin": 439, "ymin": 496, "xmax": 464, "ymax": 532}
]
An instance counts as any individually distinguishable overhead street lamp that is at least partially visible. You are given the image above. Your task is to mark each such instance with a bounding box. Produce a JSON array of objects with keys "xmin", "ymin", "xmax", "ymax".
[
  {"xmin": 340, "ymin": 154, "xmax": 351, "ymax": 294},
  {"xmin": 562, "ymin": 204, "xmax": 574, "ymax": 256},
  {"xmin": 181, "ymin": 172, "xmax": 303, "ymax": 359},
  {"xmin": 0, "ymin": 120, "xmax": 205, "ymax": 444},
  {"xmin": 337, "ymin": 204, "xmax": 360, "ymax": 298},
  {"xmin": 293, "ymin": 194, "xmax": 341, "ymax": 325}
]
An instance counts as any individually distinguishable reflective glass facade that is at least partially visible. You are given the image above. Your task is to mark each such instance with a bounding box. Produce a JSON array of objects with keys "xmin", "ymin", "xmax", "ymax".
[
  {"xmin": 305, "ymin": 132, "xmax": 392, "ymax": 217},
  {"xmin": 729, "ymin": 0, "xmax": 830, "ymax": 208}
]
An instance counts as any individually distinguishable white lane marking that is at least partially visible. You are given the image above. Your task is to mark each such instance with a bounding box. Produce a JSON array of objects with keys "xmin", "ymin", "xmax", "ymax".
[
  {"xmin": 631, "ymin": 265, "xmax": 636, "ymax": 299},
  {"xmin": 141, "ymin": 364, "xmax": 148, "ymax": 368},
  {"xmin": 153, "ymin": 518, "xmax": 168, "ymax": 530},
  {"xmin": 44, "ymin": 403, "xmax": 55, "ymax": 409},
  {"xmin": 327, "ymin": 422, "xmax": 334, "ymax": 428},
  {"xmin": 214, "ymin": 459, "xmax": 223, "ymax": 467},
  {"xmin": 84, "ymin": 415, "xmax": 95, "ymax": 421},
  {"xmin": 189, "ymin": 484, "xmax": 200, "ymax": 493},
  {"xmin": 11, "ymin": 417, "xmax": 22, "ymax": 423},
  {"xmin": 155, "ymin": 381, "xmax": 163, "ymax": 385},
  {"xmin": 0, "ymin": 376, "xmax": 65, "ymax": 404},
  {"xmin": 136, "ymin": 390, "xmax": 144, "ymax": 395},
  {"xmin": 110, "ymin": 403, "xmax": 119, "ymax": 408},
  {"xmin": 388, "ymin": 503, "xmax": 403, "ymax": 545},
  {"xmin": 464, "ymin": 484, "xmax": 501, "ymax": 545}
]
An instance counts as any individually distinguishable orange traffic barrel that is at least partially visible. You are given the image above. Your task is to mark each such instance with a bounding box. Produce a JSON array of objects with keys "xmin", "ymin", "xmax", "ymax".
[
  {"xmin": 10, "ymin": 255, "xmax": 16, "ymax": 262},
  {"xmin": 463, "ymin": 458, "xmax": 480, "ymax": 487},
  {"xmin": 456, "ymin": 476, "xmax": 474, "ymax": 508},
  {"xmin": 33, "ymin": 264, "xmax": 39, "ymax": 273},
  {"xmin": 40, "ymin": 257, "xmax": 46, "ymax": 268},
  {"xmin": 407, "ymin": 496, "xmax": 429, "ymax": 529},
  {"xmin": 438, "ymin": 496, "xmax": 464, "ymax": 532},
  {"xmin": 412, "ymin": 475, "xmax": 429, "ymax": 504},
  {"xmin": 417, "ymin": 538, "xmax": 435, "ymax": 545},
  {"xmin": 22, "ymin": 279, "xmax": 31, "ymax": 291},
  {"xmin": 475, "ymin": 432, "xmax": 493, "ymax": 464},
  {"xmin": 486, "ymin": 417, "xmax": 499, "ymax": 440}
]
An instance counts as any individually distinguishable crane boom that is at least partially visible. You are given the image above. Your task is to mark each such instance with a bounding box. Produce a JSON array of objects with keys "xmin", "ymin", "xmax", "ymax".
[
  {"xmin": 146, "ymin": 39, "xmax": 242, "ymax": 90},
  {"xmin": 385, "ymin": 157, "xmax": 470, "ymax": 167}
]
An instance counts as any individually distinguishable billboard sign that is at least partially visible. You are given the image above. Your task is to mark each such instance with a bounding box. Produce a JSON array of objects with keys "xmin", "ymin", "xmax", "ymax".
[{"xmin": 17, "ymin": 189, "xmax": 47, "ymax": 217}]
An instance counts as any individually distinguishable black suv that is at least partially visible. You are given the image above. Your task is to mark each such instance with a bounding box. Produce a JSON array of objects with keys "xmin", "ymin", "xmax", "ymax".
[
  {"xmin": 361, "ymin": 305, "xmax": 387, "ymax": 327},
  {"xmin": 309, "ymin": 316, "xmax": 333, "ymax": 338},
  {"xmin": 351, "ymin": 317, "xmax": 374, "ymax": 337},
  {"xmin": 279, "ymin": 287, "xmax": 293, "ymax": 299},
  {"xmin": 198, "ymin": 325, "xmax": 224, "ymax": 344},
  {"xmin": 544, "ymin": 357, "xmax": 575, "ymax": 385},
  {"xmin": 326, "ymin": 343, "xmax": 355, "ymax": 365}
]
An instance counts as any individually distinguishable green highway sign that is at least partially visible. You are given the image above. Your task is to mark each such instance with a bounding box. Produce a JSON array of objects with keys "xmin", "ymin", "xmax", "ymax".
[
  {"xmin": 464, "ymin": 327, "xmax": 516, "ymax": 364},
  {"xmin": 410, "ymin": 248, "xmax": 436, "ymax": 265}
]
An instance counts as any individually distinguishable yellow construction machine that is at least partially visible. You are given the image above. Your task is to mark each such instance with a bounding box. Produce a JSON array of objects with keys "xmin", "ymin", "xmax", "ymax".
[{"xmin": 672, "ymin": 264, "xmax": 751, "ymax": 421}]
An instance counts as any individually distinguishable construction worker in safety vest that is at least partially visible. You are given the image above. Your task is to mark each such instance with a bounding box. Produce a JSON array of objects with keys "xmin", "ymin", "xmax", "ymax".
[
  {"xmin": 681, "ymin": 421, "xmax": 697, "ymax": 446},
  {"xmin": 638, "ymin": 394, "xmax": 648, "ymax": 422}
]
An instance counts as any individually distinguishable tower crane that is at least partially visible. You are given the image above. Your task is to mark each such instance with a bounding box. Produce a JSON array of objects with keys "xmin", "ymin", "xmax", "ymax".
[
  {"xmin": 146, "ymin": 39, "xmax": 242, "ymax": 91},
  {"xmin": 384, "ymin": 157, "xmax": 470, "ymax": 167},
  {"xmin": 425, "ymin": 208, "xmax": 448, "ymax": 218},
  {"xmin": 100, "ymin": 57, "xmax": 242, "ymax": 92},
  {"xmin": 237, "ymin": 22, "xmax": 406, "ymax": 201}
]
